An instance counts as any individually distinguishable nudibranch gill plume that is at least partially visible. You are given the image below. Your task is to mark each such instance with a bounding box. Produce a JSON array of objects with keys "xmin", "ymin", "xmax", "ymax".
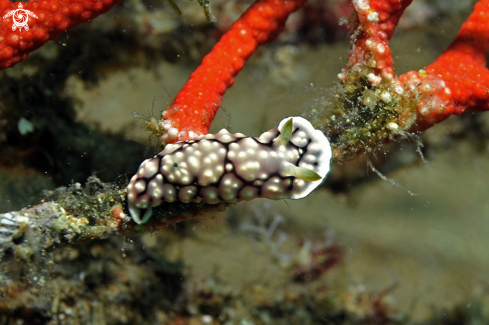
[{"xmin": 127, "ymin": 116, "xmax": 333, "ymax": 224}]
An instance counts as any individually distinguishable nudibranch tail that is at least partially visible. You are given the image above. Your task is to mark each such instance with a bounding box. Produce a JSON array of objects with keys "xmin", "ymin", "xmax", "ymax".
[
  {"xmin": 128, "ymin": 204, "xmax": 153, "ymax": 225},
  {"xmin": 127, "ymin": 116, "xmax": 332, "ymax": 224}
]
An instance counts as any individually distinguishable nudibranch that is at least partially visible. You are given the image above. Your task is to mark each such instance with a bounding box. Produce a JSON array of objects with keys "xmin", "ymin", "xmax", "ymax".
[{"xmin": 127, "ymin": 117, "xmax": 332, "ymax": 224}]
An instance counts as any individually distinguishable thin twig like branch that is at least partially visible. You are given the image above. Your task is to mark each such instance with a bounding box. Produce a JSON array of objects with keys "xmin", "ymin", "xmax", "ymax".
[{"xmin": 0, "ymin": 176, "xmax": 230, "ymax": 266}]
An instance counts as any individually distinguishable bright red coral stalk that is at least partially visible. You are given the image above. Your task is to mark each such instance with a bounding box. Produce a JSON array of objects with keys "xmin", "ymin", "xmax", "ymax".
[
  {"xmin": 399, "ymin": 0, "xmax": 489, "ymax": 130},
  {"xmin": 4, "ymin": 0, "xmax": 488, "ymax": 160},
  {"xmin": 157, "ymin": 0, "xmax": 307, "ymax": 145},
  {"xmin": 154, "ymin": 0, "xmax": 489, "ymax": 161},
  {"xmin": 320, "ymin": 0, "xmax": 489, "ymax": 160},
  {"xmin": 0, "ymin": 0, "xmax": 122, "ymax": 70},
  {"xmin": 340, "ymin": 0, "xmax": 413, "ymax": 84}
]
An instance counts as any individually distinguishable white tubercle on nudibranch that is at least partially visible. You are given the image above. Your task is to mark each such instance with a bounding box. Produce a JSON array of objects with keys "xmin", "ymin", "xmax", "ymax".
[{"xmin": 127, "ymin": 116, "xmax": 333, "ymax": 224}]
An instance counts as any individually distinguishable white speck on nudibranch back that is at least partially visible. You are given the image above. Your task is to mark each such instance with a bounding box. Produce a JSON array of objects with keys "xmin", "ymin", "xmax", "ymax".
[{"xmin": 127, "ymin": 116, "xmax": 333, "ymax": 224}]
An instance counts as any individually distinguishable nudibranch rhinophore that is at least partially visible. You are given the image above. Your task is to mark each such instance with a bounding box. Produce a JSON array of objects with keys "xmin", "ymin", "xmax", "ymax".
[{"xmin": 127, "ymin": 116, "xmax": 333, "ymax": 224}]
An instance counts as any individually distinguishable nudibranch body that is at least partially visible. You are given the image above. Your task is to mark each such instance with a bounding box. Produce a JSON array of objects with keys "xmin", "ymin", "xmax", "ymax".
[{"xmin": 127, "ymin": 117, "xmax": 332, "ymax": 224}]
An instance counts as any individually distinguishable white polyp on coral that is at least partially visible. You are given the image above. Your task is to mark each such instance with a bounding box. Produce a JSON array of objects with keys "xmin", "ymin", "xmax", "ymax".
[
  {"xmin": 127, "ymin": 116, "xmax": 333, "ymax": 224},
  {"xmin": 367, "ymin": 73, "xmax": 382, "ymax": 86},
  {"xmin": 353, "ymin": 0, "xmax": 370, "ymax": 11}
]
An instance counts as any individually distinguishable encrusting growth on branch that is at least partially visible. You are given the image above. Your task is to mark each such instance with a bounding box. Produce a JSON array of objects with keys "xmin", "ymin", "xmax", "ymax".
[{"xmin": 0, "ymin": 176, "xmax": 230, "ymax": 268}]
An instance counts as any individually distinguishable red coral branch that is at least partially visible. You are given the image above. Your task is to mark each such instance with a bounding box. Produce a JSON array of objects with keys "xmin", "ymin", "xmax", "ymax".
[
  {"xmin": 0, "ymin": 0, "xmax": 122, "ymax": 70},
  {"xmin": 150, "ymin": 0, "xmax": 489, "ymax": 161},
  {"xmin": 399, "ymin": 0, "xmax": 489, "ymax": 130},
  {"xmin": 3, "ymin": 0, "xmax": 489, "ymax": 161},
  {"xmin": 340, "ymin": 0, "xmax": 413, "ymax": 84},
  {"xmin": 157, "ymin": 0, "xmax": 307, "ymax": 145},
  {"xmin": 321, "ymin": 0, "xmax": 489, "ymax": 160}
]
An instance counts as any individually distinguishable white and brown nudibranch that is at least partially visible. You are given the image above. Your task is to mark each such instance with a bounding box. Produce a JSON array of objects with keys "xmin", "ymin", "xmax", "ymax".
[{"xmin": 127, "ymin": 117, "xmax": 332, "ymax": 224}]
